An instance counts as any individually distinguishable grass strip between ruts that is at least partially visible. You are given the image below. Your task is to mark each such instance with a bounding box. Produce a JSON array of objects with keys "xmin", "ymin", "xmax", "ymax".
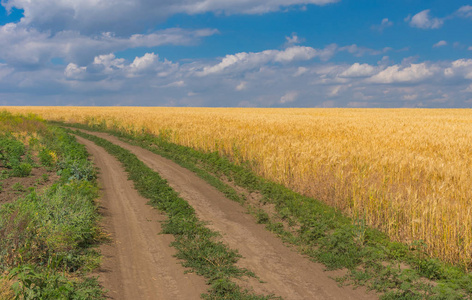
[
  {"xmin": 72, "ymin": 129, "xmax": 280, "ymax": 300},
  {"xmin": 60, "ymin": 122, "xmax": 472, "ymax": 300}
]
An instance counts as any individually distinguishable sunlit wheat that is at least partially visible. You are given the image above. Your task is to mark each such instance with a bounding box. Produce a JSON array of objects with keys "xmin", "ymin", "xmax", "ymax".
[{"xmin": 5, "ymin": 107, "xmax": 472, "ymax": 268}]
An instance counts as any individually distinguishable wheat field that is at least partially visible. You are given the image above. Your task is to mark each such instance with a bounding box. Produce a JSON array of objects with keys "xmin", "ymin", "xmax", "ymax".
[{"xmin": 4, "ymin": 107, "xmax": 472, "ymax": 268}]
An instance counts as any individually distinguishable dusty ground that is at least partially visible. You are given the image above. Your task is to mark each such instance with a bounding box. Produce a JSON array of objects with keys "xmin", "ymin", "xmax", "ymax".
[
  {"xmin": 75, "ymin": 136, "xmax": 207, "ymax": 300},
  {"xmin": 76, "ymin": 130, "xmax": 377, "ymax": 300},
  {"xmin": 0, "ymin": 166, "xmax": 58, "ymax": 204}
]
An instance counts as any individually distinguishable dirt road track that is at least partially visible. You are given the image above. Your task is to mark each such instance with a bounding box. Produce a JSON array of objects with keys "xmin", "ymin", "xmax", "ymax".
[
  {"xmin": 78, "ymin": 130, "xmax": 377, "ymax": 300},
  {"xmin": 75, "ymin": 136, "xmax": 207, "ymax": 300}
]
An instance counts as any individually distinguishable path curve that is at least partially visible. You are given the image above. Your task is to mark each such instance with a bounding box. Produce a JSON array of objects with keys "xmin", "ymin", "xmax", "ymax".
[
  {"xmin": 78, "ymin": 130, "xmax": 377, "ymax": 300},
  {"xmin": 75, "ymin": 135, "xmax": 207, "ymax": 300}
]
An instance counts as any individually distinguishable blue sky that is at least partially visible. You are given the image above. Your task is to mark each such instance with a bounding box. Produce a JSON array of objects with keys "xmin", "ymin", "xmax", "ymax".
[{"xmin": 0, "ymin": 0, "xmax": 471, "ymax": 107}]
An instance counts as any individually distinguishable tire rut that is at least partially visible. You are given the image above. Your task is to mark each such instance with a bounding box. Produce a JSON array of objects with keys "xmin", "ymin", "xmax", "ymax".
[
  {"xmin": 77, "ymin": 130, "xmax": 378, "ymax": 300},
  {"xmin": 75, "ymin": 135, "xmax": 207, "ymax": 300}
]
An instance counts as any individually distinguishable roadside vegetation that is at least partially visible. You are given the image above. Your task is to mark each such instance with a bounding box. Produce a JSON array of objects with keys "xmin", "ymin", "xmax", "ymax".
[
  {"xmin": 64, "ymin": 121, "xmax": 472, "ymax": 300},
  {"xmin": 0, "ymin": 111, "xmax": 104, "ymax": 299}
]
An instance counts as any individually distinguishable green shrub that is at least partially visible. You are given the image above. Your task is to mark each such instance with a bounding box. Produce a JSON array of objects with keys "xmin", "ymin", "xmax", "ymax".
[
  {"xmin": 0, "ymin": 136, "xmax": 25, "ymax": 169},
  {"xmin": 11, "ymin": 182, "xmax": 26, "ymax": 192},
  {"xmin": 39, "ymin": 148, "xmax": 54, "ymax": 167},
  {"xmin": 12, "ymin": 163, "xmax": 32, "ymax": 177},
  {"xmin": 10, "ymin": 265, "xmax": 103, "ymax": 299}
]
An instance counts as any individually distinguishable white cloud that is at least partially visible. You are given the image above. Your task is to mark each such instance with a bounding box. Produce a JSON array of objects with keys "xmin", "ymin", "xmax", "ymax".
[
  {"xmin": 236, "ymin": 81, "xmax": 247, "ymax": 91},
  {"xmin": 128, "ymin": 53, "xmax": 158, "ymax": 76},
  {"xmin": 340, "ymin": 63, "xmax": 376, "ymax": 78},
  {"xmin": 2, "ymin": 0, "xmax": 339, "ymax": 34},
  {"xmin": 444, "ymin": 59, "xmax": 472, "ymax": 79},
  {"xmin": 0, "ymin": 24, "xmax": 217, "ymax": 67},
  {"xmin": 338, "ymin": 44, "xmax": 392, "ymax": 57},
  {"xmin": 368, "ymin": 63, "xmax": 436, "ymax": 83},
  {"xmin": 371, "ymin": 18, "xmax": 393, "ymax": 32},
  {"xmin": 280, "ymin": 91, "xmax": 298, "ymax": 103},
  {"xmin": 199, "ymin": 46, "xmax": 321, "ymax": 76},
  {"xmin": 457, "ymin": 5, "xmax": 472, "ymax": 19},
  {"xmin": 275, "ymin": 46, "xmax": 318, "ymax": 62},
  {"xmin": 163, "ymin": 80, "xmax": 186, "ymax": 88},
  {"xmin": 64, "ymin": 63, "xmax": 86, "ymax": 79},
  {"xmin": 63, "ymin": 52, "xmax": 180, "ymax": 83},
  {"xmin": 433, "ymin": 40, "xmax": 447, "ymax": 48},
  {"xmin": 93, "ymin": 54, "xmax": 125, "ymax": 73},
  {"xmin": 293, "ymin": 67, "xmax": 308, "ymax": 77},
  {"xmin": 409, "ymin": 9, "xmax": 443, "ymax": 29},
  {"xmin": 284, "ymin": 33, "xmax": 305, "ymax": 47}
]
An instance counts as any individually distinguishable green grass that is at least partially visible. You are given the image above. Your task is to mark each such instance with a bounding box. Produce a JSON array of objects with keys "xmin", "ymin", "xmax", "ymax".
[
  {"xmin": 59, "ymin": 121, "xmax": 472, "ymax": 300},
  {"xmin": 71, "ymin": 129, "xmax": 279, "ymax": 300},
  {"xmin": 0, "ymin": 113, "xmax": 104, "ymax": 299}
]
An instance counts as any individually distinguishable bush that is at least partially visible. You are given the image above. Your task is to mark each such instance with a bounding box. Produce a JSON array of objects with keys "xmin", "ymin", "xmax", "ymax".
[
  {"xmin": 0, "ymin": 136, "xmax": 25, "ymax": 169},
  {"xmin": 39, "ymin": 148, "xmax": 55, "ymax": 167},
  {"xmin": 12, "ymin": 163, "xmax": 32, "ymax": 177},
  {"xmin": 10, "ymin": 266, "xmax": 103, "ymax": 299}
]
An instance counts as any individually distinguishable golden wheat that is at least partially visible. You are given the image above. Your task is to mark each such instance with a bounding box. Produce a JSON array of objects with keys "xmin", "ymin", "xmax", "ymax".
[{"xmin": 4, "ymin": 107, "xmax": 472, "ymax": 267}]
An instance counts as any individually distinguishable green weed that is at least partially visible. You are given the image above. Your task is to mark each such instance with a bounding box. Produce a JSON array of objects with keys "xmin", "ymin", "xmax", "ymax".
[{"xmin": 11, "ymin": 182, "xmax": 25, "ymax": 192}]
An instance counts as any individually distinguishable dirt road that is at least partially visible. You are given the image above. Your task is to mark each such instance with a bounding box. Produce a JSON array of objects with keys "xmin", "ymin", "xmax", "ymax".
[
  {"xmin": 77, "ymin": 130, "xmax": 377, "ymax": 300},
  {"xmin": 75, "ymin": 136, "xmax": 207, "ymax": 300}
]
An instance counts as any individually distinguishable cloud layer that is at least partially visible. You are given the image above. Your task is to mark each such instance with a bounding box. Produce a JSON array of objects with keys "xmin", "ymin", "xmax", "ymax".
[
  {"xmin": 0, "ymin": 1, "xmax": 471, "ymax": 107},
  {"xmin": 2, "ymin": 0, "xmax": 339, "ymax": 34},
  {"xmin": 3, "ymin": 45, "xmax": 471, "ymax": 107}
]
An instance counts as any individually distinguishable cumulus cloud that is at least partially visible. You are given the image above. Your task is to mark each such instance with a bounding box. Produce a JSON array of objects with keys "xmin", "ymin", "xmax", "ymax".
[
  {"xmin": 433, "ymin": 40, "xmax": 447, "ymax": 48},
  {"xmin": 456, "ymin": 5, "xmax": 472, "ymax": 19},
  {"xmin": 338, "ymin": 44, "xmax": 392, "ymax": 57},
  {"xmin": 408, "ymin": 9, "xmax": 443, "ymax": 29},
  {"xmin": 444, "ymin": 59, "xmax": 472, "ymax": 79},
  {"xmin": 197, "ymin": 43, "xmax": 396, "ymax": 77},
  {"xmin": 368, "ymin": 63, "xmax": 437, "ymax": 84},
  {"xmin": 64, "ymin": 63, "xmax": 86, "ymax": 79},
  {"xmin": 93, "ymin": 54, "xmax": 125, "ymax": 74},
  {"xmin": 2, "ymin": 0, "xmax": 339, "ymax": 34},
  {"xmin": 371, "ymin": 18, "xmax": 393, "ymax": 32},
  {"xmin": 340, "ymin": 63, "xmax": 377, "ymax": 78},
  {"xmin": 198, "ymin": 46, "xmax": 321, "ymax": 76},
  {"xmin": 280, "ymin": 91, "xmax": 299, "ymax": 103},
  {"xmin": 64, "ymin": 52, "xmax": 180, "ymax": 82},
  {"xmin": 236, "ymin": 81, "xmax": 247, "ymax": 91},
  {"xmin": 284, "ymin": 33, "xmax": 305, "ymax": 47},
  {"xmin": 0, "ymin": 24, "xmax": 217, "ymax": 67}
]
